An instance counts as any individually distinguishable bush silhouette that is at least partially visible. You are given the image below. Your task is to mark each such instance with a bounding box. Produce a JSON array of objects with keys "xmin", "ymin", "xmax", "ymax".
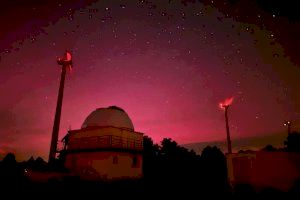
[{"xmin": 284, "ymin": 131, "xmax": 300, "ymax": 152}]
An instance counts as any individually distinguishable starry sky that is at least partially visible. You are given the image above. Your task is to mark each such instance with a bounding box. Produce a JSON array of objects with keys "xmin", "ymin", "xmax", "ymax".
[{"xmin": 0, "ymin": 0, "xmax": 300, "ymax": 160}]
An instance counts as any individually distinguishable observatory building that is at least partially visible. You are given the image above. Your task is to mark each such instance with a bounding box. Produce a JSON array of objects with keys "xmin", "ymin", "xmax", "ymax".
[{"xmin": 62, "ymin": 106, "xmax": 143, "ymax": 180}]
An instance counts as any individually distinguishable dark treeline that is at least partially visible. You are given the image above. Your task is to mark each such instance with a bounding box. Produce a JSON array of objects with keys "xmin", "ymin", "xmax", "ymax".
[
  {"xmin": 260, "ymin": 131, "xmax": 300, "ymax": 152},
  {"xmin": 0, "ymin": 132, "xmax": 300, "ymax": 198},
  {"xmin": 143, "ymin": 136, "xmax": 229, "ymax": 197}
]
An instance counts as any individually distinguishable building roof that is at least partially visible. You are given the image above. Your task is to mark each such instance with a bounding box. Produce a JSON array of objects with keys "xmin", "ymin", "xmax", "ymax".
[{"xmin": 81, "ymin": 106, "xmax": 134, "ymax": 131}]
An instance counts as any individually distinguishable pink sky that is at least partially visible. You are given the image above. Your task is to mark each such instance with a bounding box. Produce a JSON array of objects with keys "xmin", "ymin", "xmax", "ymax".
[{"xmin": 0, "ymin": 1, "xmax": 300, "ymax": 160}]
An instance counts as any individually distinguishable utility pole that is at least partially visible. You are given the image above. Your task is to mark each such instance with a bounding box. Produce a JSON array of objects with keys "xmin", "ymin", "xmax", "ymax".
[
  {"xmin": 49, "ymin": 51, "xmax": 72, "ymax": 163},
  {"xmin": 219, "ymin": 97, "xmax": 234, "ymax": 154},
  {"xmin": 224, "ymin": 105, "xmax": 232, "ymax": 154}
]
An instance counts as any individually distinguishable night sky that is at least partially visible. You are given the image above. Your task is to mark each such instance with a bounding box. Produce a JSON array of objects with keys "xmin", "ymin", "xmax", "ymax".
[{"xmin": 1, "ymin": 0, "xmax": 300, "ymax": 160}]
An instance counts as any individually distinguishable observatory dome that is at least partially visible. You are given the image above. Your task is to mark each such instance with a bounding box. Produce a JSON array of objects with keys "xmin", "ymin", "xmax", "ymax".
[{"xmin": 81, "ymin": 106, "xmax": 134, "ymax": 131}]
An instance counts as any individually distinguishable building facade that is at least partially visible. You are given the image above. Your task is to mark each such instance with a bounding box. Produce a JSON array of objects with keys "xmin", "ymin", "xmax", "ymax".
[
  {"xmin": 62, "ymin": 106, "xmax": 143, "ymax": 181},
  {"xmin": 227, "ymin": 151, "xmax": 300, "ymax": 191}
]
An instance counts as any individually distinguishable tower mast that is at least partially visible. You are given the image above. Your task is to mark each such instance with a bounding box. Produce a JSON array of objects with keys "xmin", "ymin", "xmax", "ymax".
[
  {"xmin": 224, "ymin": 105, "xmax": 232, "ymax": 154},
  {"xmin": 49, "ymin": 51, "xmax": 72, "ymax": 163},
  {"xmin": 219, "ymin": 97, "xmax": 234, "ymax": 154}
]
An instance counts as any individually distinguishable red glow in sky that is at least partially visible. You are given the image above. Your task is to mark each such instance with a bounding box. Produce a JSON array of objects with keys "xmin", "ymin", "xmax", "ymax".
[
  {"xmin": 219, "ymin": 97, "xmax": 234, "ymax": 110},
  {"xmin": 66, "ymin": 51, "xmax": 72, "ymax": 62},
  {"xmin": 0, "ymin": 1, "xmax": 300, "ymax": 160}
]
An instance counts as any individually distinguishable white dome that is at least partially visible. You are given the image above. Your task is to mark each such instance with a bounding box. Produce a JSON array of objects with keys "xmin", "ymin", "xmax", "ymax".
[{"xmin": 81, "ymin": 106, "xmax": 134, "ymax": 131}]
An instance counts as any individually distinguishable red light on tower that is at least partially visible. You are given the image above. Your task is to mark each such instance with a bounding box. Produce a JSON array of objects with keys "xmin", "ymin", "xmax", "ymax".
[
  {"xmin": 219, "ymin": 97, "xmax": 234, "ymax": 154},
  {"xmin": 219, "ymin": 97, "xmax": 234, "ymax": 110},
  {"xmin": 49, "ymin": 50, "xmax": 73, "ymax": 163}
]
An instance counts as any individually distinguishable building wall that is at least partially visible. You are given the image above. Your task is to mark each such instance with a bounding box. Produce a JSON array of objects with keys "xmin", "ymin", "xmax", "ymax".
[
  {"xmin": 228, "ymin": 151, "xmax": 300, "ymax": 191},
  {"xmin": 67, "ymin": 127, "xmax": 143, "ymax": 151},
  {"xmin": 63, "ymin": 126, "xmax": 143, "ymax": 180},
  {"xmin": 65, "ymin": 151, "xmax": 143, "ymax": 180}
]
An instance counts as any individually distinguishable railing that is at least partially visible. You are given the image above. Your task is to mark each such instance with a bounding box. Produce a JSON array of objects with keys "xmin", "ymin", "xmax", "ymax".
[{"xmin": 66, "ymin": 135, "xmax": 143, "ymax": 151}]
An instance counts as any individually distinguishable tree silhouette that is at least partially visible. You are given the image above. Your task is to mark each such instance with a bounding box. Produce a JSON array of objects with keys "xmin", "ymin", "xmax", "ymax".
[
  {"xmin": 261, "ymin": 144, "xmax": 277, "ymax": 151},
  {"xmin": 201, "ymin": 146, "xmax": 229, "ymax": 195},
  {"xmin": 284, "ymin": 131, "xmax": 300, "ymax": 152},
  {"xmin": 2, "ymin": 152, "xmax": 16, "ymax": 166},
  {"xmin": 143, "ymin": 135, "xmax": 160, "ymax": 156},
  {"xmin": 0, "ymin": 153, "xmax": 24, "ymax": 189},
  {"xmin": 142, "ymin": 135, "xmax": 160, "ymax": 180},
  {"xmin": 142, "ymin": 136, "xmax": 205, "ymax": 196},
  {"xmin": 161, "ymin": 138, "xmax": 178, "ymax": 156}
]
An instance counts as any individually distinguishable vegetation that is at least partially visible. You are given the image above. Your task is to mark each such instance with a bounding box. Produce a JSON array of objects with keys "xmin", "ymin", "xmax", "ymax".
[
  {"xmin": 284, "ymin": 131, "xmax": 300, "ymax": 152},
  {"xmin": 0, "ymin": 133, "xmax": 299, "ymax": 197}
]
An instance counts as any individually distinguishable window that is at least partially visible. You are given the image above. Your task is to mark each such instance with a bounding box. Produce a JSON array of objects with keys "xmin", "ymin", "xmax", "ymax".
[
  {"xmin": 113, "ymin": 156, "xmax": 118, "ymax": 164},
  {"xmin": 132, "ymin": 156, "xmax": 138, "ymax": 167}
]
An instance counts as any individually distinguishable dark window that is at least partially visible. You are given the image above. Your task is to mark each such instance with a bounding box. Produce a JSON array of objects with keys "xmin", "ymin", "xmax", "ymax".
[
  {"xmin": 132, "ymin": 156, "xmax": 138, "ymax": 167},
  {"xmin": 113, "ymin": 156, "xmax": 118, "ymax": 164}
]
